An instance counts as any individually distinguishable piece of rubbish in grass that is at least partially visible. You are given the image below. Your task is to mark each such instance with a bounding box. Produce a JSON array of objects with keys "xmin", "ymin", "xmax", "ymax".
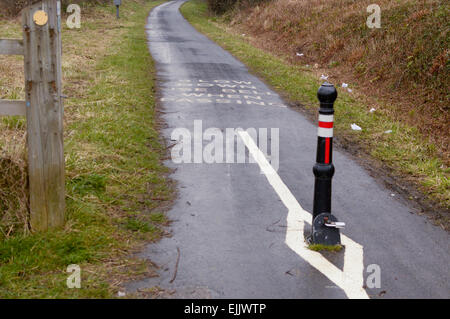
[
  {"xmin": 351, "ymin": 123, "xmax": 362, "ymax": 131},
  {"xmin": 296, "ymin": 52, "xmax": 304, "ymax": 57},
  {"xmin": 384, "ymin": 130, "xmax": 392, "ymax": 133},
  {"xmin": 241, "ymin": 34, "xmax": 246, "ymax": 36},
  {"xmin": 369, "ymin": 108, "xmax": 376, "ymax": 113},
  {"xmin": 320, "ymin": 74, "xmax": 328, "ymax": 80},
  {"xmin": 347, "ymin": 88, "xmax": 353, "ymax": 93},
  {"xmin": 118, "ymin": 291, "xmax": 126, "ymax": 297},
  {"xmin": 342, "ymin": 83, "xmax": 348, "ymax": 88}
]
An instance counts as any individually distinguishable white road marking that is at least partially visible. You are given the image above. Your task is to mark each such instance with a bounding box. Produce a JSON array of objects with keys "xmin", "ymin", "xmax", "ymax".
[{"xmin": 238, "ymin": 130, "xmax": 369, "ymax": 299}]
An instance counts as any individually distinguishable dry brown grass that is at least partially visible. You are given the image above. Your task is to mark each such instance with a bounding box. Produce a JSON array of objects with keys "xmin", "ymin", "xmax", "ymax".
[
  {"xmin": 0, "ymin": 131, "xmax": 28, "ymax": 237},
  {"xmin": 230, "ymin": 0, "xmax": 449, "ymax": 162}
]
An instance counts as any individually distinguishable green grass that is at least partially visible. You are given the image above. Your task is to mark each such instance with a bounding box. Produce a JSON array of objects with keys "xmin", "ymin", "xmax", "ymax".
[
  {"xmin": 308, "ymin": 244, "xmax": 343, "ymax": 253},
  {"xmin": 0, "ymin": 0, "xmax": 170, "ymax": 298},
  {"xmin": 180, "ymin": 0, "xmax": 449, "ymax": 215}
]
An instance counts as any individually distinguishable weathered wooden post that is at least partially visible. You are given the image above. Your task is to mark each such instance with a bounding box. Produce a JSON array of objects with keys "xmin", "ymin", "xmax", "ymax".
[{"xmin": 22, "ymin": 0, "xmax": 65, "ymax": 231}]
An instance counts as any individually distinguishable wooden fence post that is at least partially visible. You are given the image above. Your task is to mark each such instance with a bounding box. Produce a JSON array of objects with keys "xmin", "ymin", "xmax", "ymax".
[{"xmin": 22, "ymin": 0, "xmax": 65, "ymax": 231}]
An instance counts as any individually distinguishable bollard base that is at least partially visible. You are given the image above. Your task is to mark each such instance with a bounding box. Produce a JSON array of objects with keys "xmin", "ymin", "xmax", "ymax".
[{"xmin": 311, "ymin": 213, "xmax": 341, "ymax": 246}]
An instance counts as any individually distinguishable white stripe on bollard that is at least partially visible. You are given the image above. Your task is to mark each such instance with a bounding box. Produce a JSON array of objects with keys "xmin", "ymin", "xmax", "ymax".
[
  {"xmin": 318, "ymin": 114, "xmax": 334, "ymax": 122},
  {"xmin": 318, "ymin": 127, "xmax": 333, "ymax": 138},
  {"xmin": 318, "ymin": 114, "xmax": 334, "ymax": 137}
]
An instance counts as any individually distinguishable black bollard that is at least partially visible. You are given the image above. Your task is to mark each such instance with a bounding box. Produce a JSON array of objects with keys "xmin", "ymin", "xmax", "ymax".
[
  {"xmin": 114, "ymin": 0, "xmax": 122, "ymax": 19},
  {"xmin": 311, "ymin": 82, "xmax": 344, "ymax": 245}
]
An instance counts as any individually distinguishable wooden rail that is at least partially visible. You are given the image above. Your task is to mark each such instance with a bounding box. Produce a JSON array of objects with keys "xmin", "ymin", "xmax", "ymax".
[
  {"xmin": 0, "ymin": 39, "xmax": 24, "ymax": 55},
  {"xmin": 0, "ymin": 100, "xmax": 27, "ymax": 116},
  {"xmin": 0, "ymin": 39, "xmax": 25, "ymax": 116}
]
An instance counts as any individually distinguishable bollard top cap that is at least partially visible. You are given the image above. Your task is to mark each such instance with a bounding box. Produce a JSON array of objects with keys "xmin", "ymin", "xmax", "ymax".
[{"xmin": 317, "ymin": 82, "xmax": 337, "ymax": 105}]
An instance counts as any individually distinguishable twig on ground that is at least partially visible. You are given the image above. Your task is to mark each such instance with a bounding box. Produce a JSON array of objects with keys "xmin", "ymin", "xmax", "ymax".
[{"xmin": 169, "ymin": 246, "xmax": 180, "ymax": 284}]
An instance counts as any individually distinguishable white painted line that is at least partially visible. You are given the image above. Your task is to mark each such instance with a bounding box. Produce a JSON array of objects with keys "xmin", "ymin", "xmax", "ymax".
[{"xmin": 238, "ymin": 130, "xmax": 369, "ymax": 299}]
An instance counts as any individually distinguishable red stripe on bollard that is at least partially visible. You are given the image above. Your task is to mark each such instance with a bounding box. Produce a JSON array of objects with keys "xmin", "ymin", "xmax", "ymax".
[
  {"xmin": 324, "ymin": 138, "xmax": 330, "ymax": 164},
  {"xmin": 319, "ymin": 121, "xmax": 333, "ymax": 128}
]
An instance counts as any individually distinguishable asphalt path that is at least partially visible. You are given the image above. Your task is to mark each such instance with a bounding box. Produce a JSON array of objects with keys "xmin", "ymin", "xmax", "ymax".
[{"xmin": 126, "ymin": 0, "xmax": 450, "ymax": 299}]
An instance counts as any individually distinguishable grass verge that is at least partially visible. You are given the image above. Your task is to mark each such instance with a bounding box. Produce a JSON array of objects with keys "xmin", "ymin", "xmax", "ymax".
[
  {"xmin": 308, "ymin": 244, "xmax": 343, "ymax": 253},
  {"xmin": 180, "ymin": 0, "xmax": 449, "ymax": 227},
  {"xmin": 0, "ymin": 0, "xmax": 171, "ymax": 298}
]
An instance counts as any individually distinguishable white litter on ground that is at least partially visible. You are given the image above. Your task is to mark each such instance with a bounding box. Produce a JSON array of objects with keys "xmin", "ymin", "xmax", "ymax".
[
  {"xmin": 118, "ymin": 291, "xmax": 126, "ymax": 297},
  {"xmin": 296, "ymin": 52, "xmax": 304, "ymax": 57},
  {"xmin": 369, "ymin": 108, "xmax": 376, "ymax": 113},
  {"xmin": 347, "ymin": 88, "xmax": 353, "ymax": 93},
  {"xmin": 320, "ymin": 74, "xmax": 328, "ymax": 80},
  {"xmin": 384, "ymin": 130, "xmax": 392, "ymax": 134},
  {"xmin": 351, "ymin": 123, "xmax": 362, "ymax": 131},
  {"xmin": 342, "ymin": 83, "xmax": 349, "ymax": 88}
]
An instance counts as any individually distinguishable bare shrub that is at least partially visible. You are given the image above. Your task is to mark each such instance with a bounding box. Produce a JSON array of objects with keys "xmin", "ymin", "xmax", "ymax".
[
  {"xmin": 0, "ymin": 130, "xmax": 29, "ymax": 239},
  {"xmin": 207, "ymin": 0, "xmax": 270, "ymax": 14},
  {"xmin": 230, "ymin": 0, "xmax": 450, "ymax": 156}
]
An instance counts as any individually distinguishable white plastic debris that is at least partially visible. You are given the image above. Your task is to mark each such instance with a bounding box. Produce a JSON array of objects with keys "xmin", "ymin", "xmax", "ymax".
[
  {"xmin": 347, "ymin": 88, "xmax": 353, "ymax": 93},
  {"xmin": 384, "ymin": 130, "xmax": 392, "ymax": 134},
  {"xmin": 342, "ymin": 83, "xmax": 348, "ymax": 88},
  {"xmin": 351, "ymin": 123, "xmax": 362, "ymax": 131},
  {"xmin": 320, "ymin": 74, "xmax": 328, "ymax": 80},
  {"xmin": 241, "ymin": 34, "xmax": 246, "ymax": 37},
  {"xmin": 118, "ymin": 291, "xmax": 126, "ymax": 297},
  {"xmin": 369, "ymin": 108, "xmax": 376, "ymax": 113},
  {"xmin": 296, "ymin": 52, "xmax": 304, "ymax": 57}
]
